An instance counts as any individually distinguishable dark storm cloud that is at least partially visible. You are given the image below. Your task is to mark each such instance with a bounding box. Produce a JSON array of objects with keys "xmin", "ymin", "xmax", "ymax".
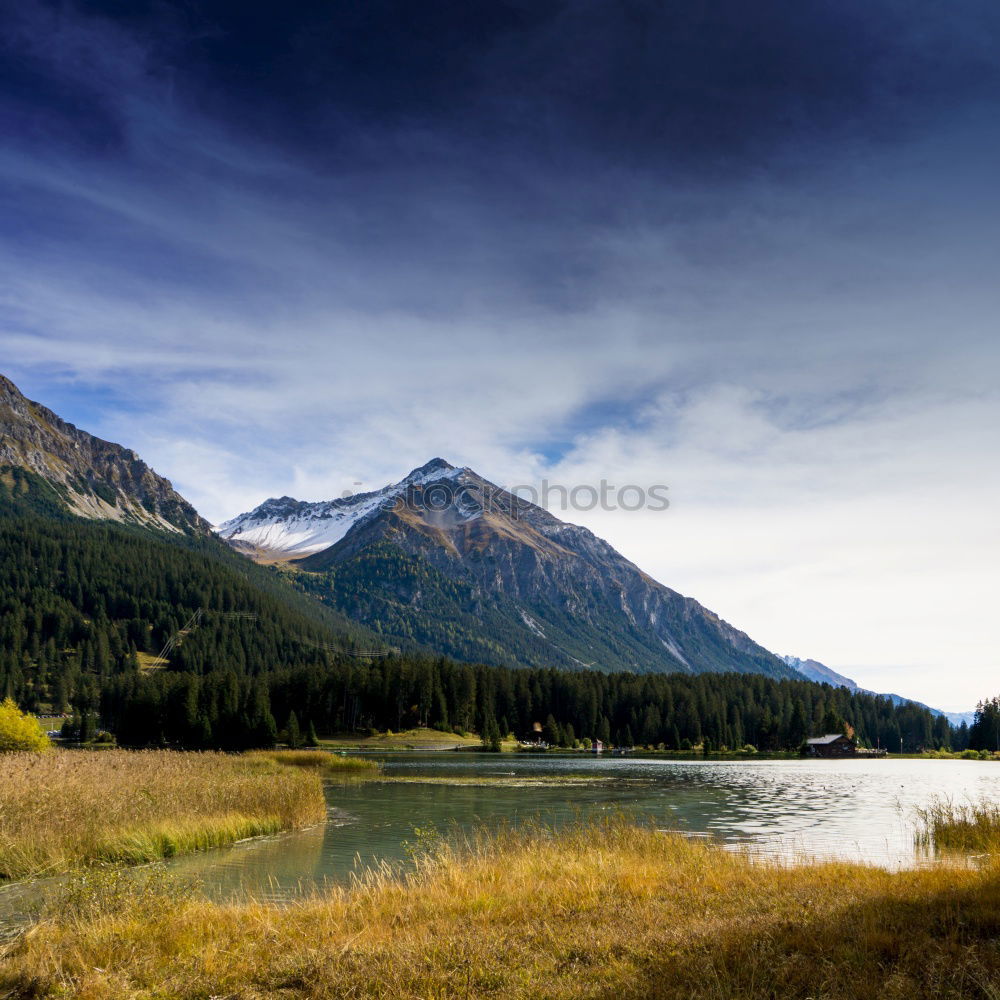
[
  {"xmin": 3, "ymin": 0, "xmax": 997, "ymax": 331},
  {"xmin": 7, "ymin": 0, "xmax": 1000, "ymax": 175}
]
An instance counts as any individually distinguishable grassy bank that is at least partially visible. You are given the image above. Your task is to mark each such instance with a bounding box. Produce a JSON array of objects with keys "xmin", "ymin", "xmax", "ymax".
[
  {"xmin": 916, "ymin": 797, "xmax": 1000, "ymax": 853},
  {"xmin": 4, "ymin": 819, "xmax": 1000, "ymax": 999},
  {"xmin": 318, "ymin": 727, "xmax": 492, "ymax": 750},
  {"xmin": 0, "ymin": 750, "xmax": 334, "ymax": 881}
]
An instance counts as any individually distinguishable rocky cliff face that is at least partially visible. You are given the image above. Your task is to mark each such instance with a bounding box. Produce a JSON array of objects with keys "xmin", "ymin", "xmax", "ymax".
[
  {"xmin": 0, "ymin": 374, "xmax": 209, "ymax": 534},
  {"xmin": 223, "ymin": 460, "xmax": 795, "ymax": 678}
]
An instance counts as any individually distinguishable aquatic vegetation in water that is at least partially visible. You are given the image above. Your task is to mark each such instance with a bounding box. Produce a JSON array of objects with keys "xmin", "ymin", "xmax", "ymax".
[
  {"xmin": 915, "ymin": 796, "xmax": 1000, "ymax": 853},
  {"xmin": 250, "ymin": 749, "xmax": 382, "ymax": 773}
]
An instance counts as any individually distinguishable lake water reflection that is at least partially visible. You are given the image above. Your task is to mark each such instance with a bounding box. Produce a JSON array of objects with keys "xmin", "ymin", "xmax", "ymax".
[
  {"xmin": 161, "ymin": 754, "xmax": 1000, "ymax": 903},
  {"xmin": 4, "ymin": 754, "xmax": 996, "ymax": 933}
]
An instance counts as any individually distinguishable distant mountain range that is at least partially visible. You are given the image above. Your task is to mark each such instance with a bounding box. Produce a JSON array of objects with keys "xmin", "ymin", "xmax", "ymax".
[{"xmin": 782, "ymin": 655, "xmax": 974, "ymax": 726}]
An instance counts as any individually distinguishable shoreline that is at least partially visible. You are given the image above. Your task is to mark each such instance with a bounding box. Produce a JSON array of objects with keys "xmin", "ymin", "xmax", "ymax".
[
  {"xmin": 0, "ymin": 749, "xmax": 376, "ymax": 884},
  {"xmin": 3, "ymin": 819, "xmax": 998, "ymax": 999}
]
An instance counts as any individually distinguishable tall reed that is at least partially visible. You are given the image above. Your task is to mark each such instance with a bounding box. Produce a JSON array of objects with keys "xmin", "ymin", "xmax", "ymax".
[{"xmin": 915, "ymin": 796, "xmax": 1000, "ymax": 852}]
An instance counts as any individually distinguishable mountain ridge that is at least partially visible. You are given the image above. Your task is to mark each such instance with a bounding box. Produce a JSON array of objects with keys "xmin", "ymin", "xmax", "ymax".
[
  {"xmin": 217, "ymin": 458, "xmax": 464, "ymax": 560},
  {"xmin": 221, "ymin": 460, "xmax": 798, "ymax": 680},
  {"xmin": 0, "ymin": 375, "xmax": 209, "ymax": 534}
]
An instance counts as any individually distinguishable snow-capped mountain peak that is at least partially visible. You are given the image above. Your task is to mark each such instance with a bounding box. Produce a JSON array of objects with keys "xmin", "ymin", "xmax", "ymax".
[
  {"xmin": 782, "ymin": 654, "xmax": 974, "ymax": 725},
  {"xmin": 215, "ymin": 458, "xmax": 797, "ymax": 679},
  {"xmin": 215, "ymin": 460, "xmax": 466, "ymax": 558},
  {"xmin": 402, "ymin": 457, "xmax": 456, "ymax": 482}
]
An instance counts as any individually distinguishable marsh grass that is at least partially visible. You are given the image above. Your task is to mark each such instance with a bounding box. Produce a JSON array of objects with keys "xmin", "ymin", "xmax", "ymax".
[
  {"xmin": 0, "ymin": 750, "xmax": 328, "ymax": 881},
  {"xmin": 252, "ymin": 749, "xmax": 381, "ymax": 774},
  {"xmin": 381, "ymin": 774, "xmax": 642, "ymax": 786},
  {"xmin": 4, "ymin": 817, "xmax": 1000, "ymax": 1000},
  {"xmin": 915, "ymin": 796, "xmax": 1000, "ymax": 853}
]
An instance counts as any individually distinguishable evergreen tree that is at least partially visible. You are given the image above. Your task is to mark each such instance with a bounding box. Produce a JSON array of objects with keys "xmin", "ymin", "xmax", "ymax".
[
  {"xmin": 819, "ymin": 707, "xmax": 845, "ymax": 736},
  {"xmin": 543, "ymin": 713, "xmax": 561, "ymax": 746},
  {"xmin": 641, "ymin": 704, "xmax": 661, "ymax": 746},
  {"xmin": 480, "ymin": 714, "xmax": 501, "ymax": 752},
  {"xmin": 253, "ymin": 708, "xmax": 278, "ymax": 749},
  {"xmin": 598, "ymin": 716, "xmax": 611, "ymax": 745},
  {"xmin": 79, "ymin": 711, "xmax": 96, "ymax": 743},
  {"xmin": 970, "ymin": 698, "xmax": 1000, "ymax": 752},
  {"xmin": 197, "ymin": 714, "xmax": 214, "ymax": 748},
  {"xmin": 286, "ymin": 711, "xmax": 301, "ymax": 749}
]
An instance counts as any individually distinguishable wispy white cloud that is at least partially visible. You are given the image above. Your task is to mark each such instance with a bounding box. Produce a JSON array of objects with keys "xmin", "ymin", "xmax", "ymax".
[{"xmin": 2, "ymin": 1, "xmax": 999, "ymax": 710}]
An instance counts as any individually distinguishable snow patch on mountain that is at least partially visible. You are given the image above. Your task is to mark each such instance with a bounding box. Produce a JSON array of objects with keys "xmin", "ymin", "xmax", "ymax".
[
  {"xmin": 215, "ymin": 461, "xmax": 467, "ymax": 557},
  {"xmin": 216, "ymin": 494, "xmax": 386, "ymax": 555}
]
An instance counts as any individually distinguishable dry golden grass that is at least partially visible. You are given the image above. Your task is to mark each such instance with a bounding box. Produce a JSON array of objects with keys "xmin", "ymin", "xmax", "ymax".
[
  {"xmin": 916, "ymin": 796, "xmax": 1000, "ymax": 853},
  {"xmin": 134, "ymin": 651, "xmax": 168, "ymax": 670},
  {"xmin": 0, "ymin": 750, "xmax": 327, "ymax": 880},
  {"xmin": 252, "ymin": 749, "xmax": 381, "ymax": 773},
  {"xmin": 3, "ymin": 818, "xmax": 1000, "ymax": 1000},
  {"xmin": 318, "ymin": 726, "xmax": 486, "ymax": 749}
]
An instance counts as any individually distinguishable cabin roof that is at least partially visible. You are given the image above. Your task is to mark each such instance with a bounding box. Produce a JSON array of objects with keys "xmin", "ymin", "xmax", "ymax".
[{"xmin": 806, "ymin": 733, "xmax": 851, "ymax": 745}]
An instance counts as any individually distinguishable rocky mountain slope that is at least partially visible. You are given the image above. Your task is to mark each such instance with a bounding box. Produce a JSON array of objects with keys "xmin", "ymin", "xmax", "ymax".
[
  {"xmin": 0, "ymin": 375, "xmax": 208, "ymax": 534},
  {"xmin": 0, "ymin": 374, "xmax": 384, "ymax": 727},
  {"xmin": 221, "ymin": 459, "xmax": 797, "ymax": 679}
]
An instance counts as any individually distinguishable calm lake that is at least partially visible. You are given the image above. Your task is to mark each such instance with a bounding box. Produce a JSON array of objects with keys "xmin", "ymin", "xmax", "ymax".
[
  {"xmin": 3, "ymin": 754, "xmax": 999, "ymax": 932},
  {"xmin": 166, "ymin": 754, "xmax": 1000, "ymax": 898}
]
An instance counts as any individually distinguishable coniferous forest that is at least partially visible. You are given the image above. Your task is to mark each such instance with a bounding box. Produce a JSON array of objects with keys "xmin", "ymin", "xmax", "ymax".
[{"xmin": 0, "ymin": 469, "xmax": 967, "ymax": 753}]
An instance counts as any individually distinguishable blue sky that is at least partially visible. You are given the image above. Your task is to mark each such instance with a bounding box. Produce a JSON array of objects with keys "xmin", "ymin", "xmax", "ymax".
[{"xmin": 2, "ymin": 0, "xmax": 999, "ymax": 709}]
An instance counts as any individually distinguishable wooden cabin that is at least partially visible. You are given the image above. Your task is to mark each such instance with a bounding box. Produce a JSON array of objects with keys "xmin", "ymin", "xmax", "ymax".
[{"xmin": 805, "ymin": 733, "xmax": 857, "ymax": 757}]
